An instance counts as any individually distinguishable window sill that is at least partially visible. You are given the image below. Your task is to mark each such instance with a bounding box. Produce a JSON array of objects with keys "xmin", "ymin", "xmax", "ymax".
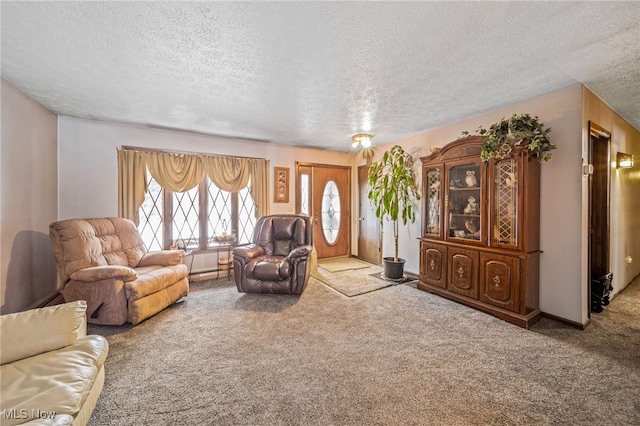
[{"xmin": 185, "ymin": 245, "xmax": 242, "ymax": 255}]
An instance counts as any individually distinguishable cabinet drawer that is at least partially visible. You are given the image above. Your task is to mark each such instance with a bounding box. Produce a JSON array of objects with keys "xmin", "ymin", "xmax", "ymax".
[
  {"xmin": 480, "ymin": 254, "xmax": 520, "ymax": 312},
  {"xmin": 420, "ymin": 242, "xmax": 446, "ymax": 288},
  {"xmin": 447, "ymin": 247, "xmax": 478, "ymax": 298}
]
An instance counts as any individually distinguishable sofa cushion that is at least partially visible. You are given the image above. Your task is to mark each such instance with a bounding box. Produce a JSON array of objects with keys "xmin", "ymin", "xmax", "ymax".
[
  {"xmin": 274, "ymin": 240, "xmax": 292, "ymax": 256},
  {"xmin": 137, "ymin": 250, "xmax": 185, "ymax": 267},
  {"xmin": 0, "ymin": 335, "xmax": 108, "ymax": 426},
  {"xmin": 248, "ymin": 255, "xmax": 291, "ymax": 281},
  {"xmin": 125, "ymin": 264, "xmax": 189, "ymax": 301},
  {"xmin": 0, "ymin": 301, "xmax": 87, "ymax": 365},
  {"xmin": 70, "ymin": 265, "xmax": 138, "ymax": 282},
  {"xmin": 49, "ymin": 217, "xmax": 147, "ymax": 284}
]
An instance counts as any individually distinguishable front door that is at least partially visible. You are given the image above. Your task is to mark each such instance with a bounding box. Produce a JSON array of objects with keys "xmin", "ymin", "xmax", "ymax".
[{"xmin": 296, "ymin": 163, "xmax": 350, "ymax": 259}]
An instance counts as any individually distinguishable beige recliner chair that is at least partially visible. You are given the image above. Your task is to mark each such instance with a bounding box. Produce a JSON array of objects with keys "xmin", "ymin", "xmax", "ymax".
[{"xmin": 49, "ymin": 217, "xmax": 189, "ymax": 325}]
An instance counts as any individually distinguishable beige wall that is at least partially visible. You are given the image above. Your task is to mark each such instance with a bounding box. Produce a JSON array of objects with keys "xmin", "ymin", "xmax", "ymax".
[
  {"xmin": 58, "ymin": 117, "xmax": 353, "ymax": 219},
  {"xmin": 57, "ymin": 117, "xmax": 355, "ymax": 273},
  {"xmin": 1, "ymin": 78, "xmax": 58, "ymax": 313},
  {"xmin": 354, "ymin": 85, "xmax": 587, "ymax": 323},
  {"xmin": 582, "ymin": 87, "xmax": 640, "ymax": 298}
]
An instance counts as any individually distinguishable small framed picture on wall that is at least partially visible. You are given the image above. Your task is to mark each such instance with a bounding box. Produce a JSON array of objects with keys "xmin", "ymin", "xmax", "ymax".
[{"xmin": 274, "ymin": 167, "xmax": 289, "ymax": 203}]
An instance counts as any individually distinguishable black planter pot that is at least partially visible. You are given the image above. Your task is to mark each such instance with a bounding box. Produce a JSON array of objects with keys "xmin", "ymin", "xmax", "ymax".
[{"xmin": 383, "ymin": 257, "xmax": 405, "ymax": 280}]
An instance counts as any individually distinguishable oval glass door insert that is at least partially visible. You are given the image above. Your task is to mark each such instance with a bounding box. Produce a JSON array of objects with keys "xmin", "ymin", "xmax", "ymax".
[{"xmin": 321, "ymin": 180, "xmax": 341, "ymax": 244}]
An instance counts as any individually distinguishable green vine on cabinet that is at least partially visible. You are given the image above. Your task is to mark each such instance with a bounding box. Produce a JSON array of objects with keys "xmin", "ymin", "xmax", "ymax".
[{"xmin": 461, "ymin": 113, "xmax": 556, "ymax": 162}]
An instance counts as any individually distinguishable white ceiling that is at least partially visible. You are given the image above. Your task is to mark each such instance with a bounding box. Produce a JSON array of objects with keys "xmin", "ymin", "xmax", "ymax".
[{"xmin": 2, "ymin": 1, "xmax": 639, "ymax": 152}]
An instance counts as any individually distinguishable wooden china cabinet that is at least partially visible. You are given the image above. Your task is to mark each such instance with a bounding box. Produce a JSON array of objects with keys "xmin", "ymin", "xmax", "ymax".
[{"xmin": 418, "ymin": 136, "xmax": 541, "ymax": 328}]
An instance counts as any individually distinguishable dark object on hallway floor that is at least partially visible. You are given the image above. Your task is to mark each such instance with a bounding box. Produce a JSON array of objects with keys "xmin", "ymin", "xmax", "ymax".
[{"xmin": 591, "ymin": 272, "xmax": 613, "ymax": 313}]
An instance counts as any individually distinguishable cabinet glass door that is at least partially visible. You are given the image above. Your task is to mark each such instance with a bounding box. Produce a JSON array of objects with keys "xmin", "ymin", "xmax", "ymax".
[
  {"xmin": 492, "ymin": 159, "xmax": 518, "ymax": 247},
  {"xmin": 447, "ymin": 163, "xmax": 482, "ymax": 242},
  {"xmin": 424, "ymin": 167, "xmax": 442, "ymax": 237}
]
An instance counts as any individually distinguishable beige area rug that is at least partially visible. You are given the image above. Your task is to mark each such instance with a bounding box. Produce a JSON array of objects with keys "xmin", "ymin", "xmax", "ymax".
[
  {"xmin": 318, "ymin": 257, "xmax": 373, "ymax": 273},
  {"xmin": 312, "ymin": 264, "xmax": 395, "ymax": 296}
]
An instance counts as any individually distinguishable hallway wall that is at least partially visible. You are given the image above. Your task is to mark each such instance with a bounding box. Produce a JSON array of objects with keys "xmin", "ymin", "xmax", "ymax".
[{"xmin": 582, "ymin": 87, "xmax": 640, "ymax": 299}]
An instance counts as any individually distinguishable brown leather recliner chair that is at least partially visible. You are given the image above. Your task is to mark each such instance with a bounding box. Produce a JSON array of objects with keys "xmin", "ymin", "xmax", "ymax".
[{"xmin": 232, "ymin": 214, "xmax": 313, "ymax": 295}]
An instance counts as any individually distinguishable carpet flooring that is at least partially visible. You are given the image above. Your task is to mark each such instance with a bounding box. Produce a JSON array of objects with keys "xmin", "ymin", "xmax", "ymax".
[{"xmin": 87, "ymin": 275, "xmax": 640, "ymax": 425}]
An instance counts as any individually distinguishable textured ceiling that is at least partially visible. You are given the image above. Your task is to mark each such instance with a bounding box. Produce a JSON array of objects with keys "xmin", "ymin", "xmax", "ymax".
[{"xmin": 2, "ymin": 2, "xmax": 639, "ymax": 152}]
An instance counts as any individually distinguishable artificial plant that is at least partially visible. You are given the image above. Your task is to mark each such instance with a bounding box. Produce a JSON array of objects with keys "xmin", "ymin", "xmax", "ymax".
[{"xmin": 461, "ymin": 113, "xmax": 555, "ymax": 162}]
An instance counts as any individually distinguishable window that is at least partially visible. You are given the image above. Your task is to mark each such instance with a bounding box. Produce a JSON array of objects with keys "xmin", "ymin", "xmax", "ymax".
[
  {"xmin": 138, "ymin": 169, "xmax": 256, "ymax": 251},
  {"xmin": 138, "ymin": 173, "xmax": 164, "ymax": 252},
  {"xmin": 300, "ymin": 173, "xmax": 310, "ymax": 215}
]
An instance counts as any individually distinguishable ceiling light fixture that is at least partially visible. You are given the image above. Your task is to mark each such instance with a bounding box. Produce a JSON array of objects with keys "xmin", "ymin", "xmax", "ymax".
[
  {"xmin": 352, "ymin": 133, "xmax": 373, "ymax": 148},
  {"xmin": 617, "ymin": 152, "xmax": 634, "ymax": 168}
]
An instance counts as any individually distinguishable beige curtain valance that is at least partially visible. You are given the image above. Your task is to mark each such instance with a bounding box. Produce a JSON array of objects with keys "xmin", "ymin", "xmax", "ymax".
[
  {"xmin": 202, "ymin": 156, "xmax": 251, "ymax": 192},
  {"xmin": 145, "ymin": 151, "xmax": 205, "ymax": 193},
  {"xmin": 118, "ymin": 147, "xmax": 270, "ymax": 222},
  {"xmin": 202, "ymin": 155, "xmax": 270, "ymax": 217}
]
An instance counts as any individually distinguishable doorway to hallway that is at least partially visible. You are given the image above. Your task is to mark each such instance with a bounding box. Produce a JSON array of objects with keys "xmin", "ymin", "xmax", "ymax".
[{"xmin": 588, "ymin": 121, "xmax": 611, "ymax": 316}]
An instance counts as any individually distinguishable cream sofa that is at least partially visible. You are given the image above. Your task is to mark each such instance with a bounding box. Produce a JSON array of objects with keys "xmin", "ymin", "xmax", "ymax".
[
  {"xmin": 49, "ymin": 217, "xmax": 189, "ymax": 325},
  {"xmin": 0, "ymin": 301, "xmax": 108, "ymax": 426}
]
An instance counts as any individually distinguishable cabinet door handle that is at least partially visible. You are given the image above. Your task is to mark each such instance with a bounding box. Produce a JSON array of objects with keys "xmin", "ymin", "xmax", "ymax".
[
  {"xmin": 429, "ymin": 260, "xmax": 435, "ymax": 270},
  {"xmin": 458, "ymin": 267, "xmax": 465, "ymax": 277},
  {"xmin": 493, "ymin": 275, "xmax": 501, "ymax": 287}
]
